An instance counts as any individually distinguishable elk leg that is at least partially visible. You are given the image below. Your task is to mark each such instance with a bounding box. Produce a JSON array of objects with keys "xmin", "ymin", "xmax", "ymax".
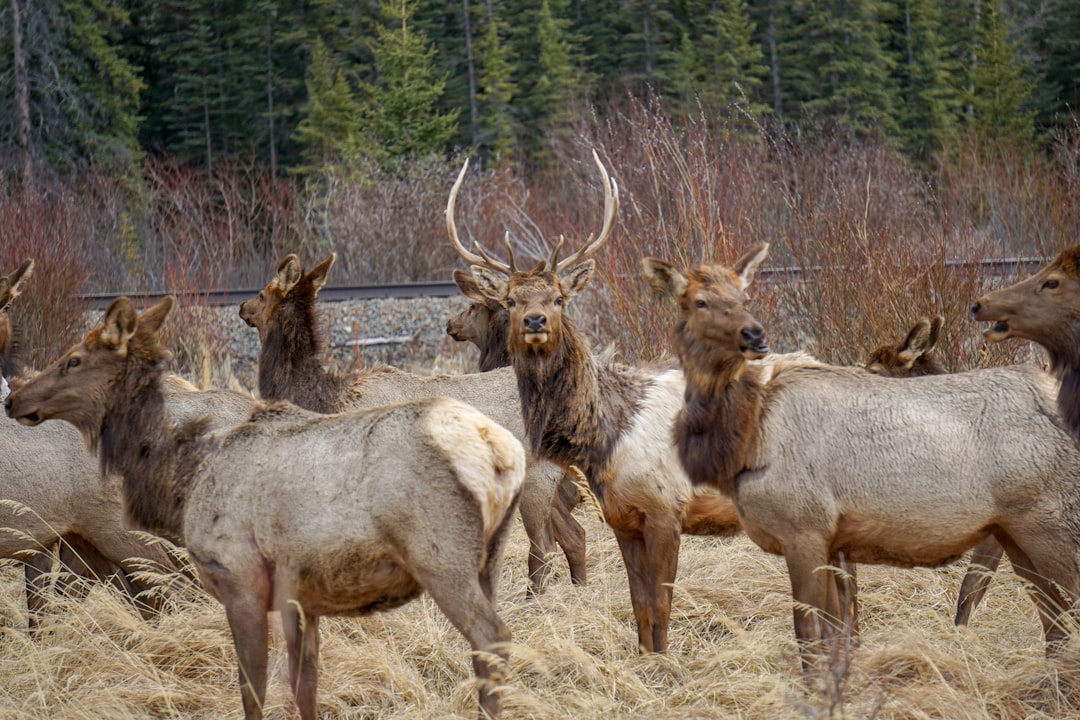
[
  {"xmin": 551, "ymin": 474, "xmax": 587, "ymax": 586},
  {"xmin": 517, "ymin": 469, "xmax": 559, "ymax": 598},
  {"xmin": 643, "ymin": 520, "xmax": 681, "ymax": 654},
  {"xmin": 954, "ymin": 536, "xmax": 1004, "ymax": 626},
  {"xmin": 424, "ymin": 577, "xmax": 511, "ymax": 719},
  {"xmin": 613, "ymin": 530, "xmax": 658, "ymax": 653},
  {"xmin": 827, "ymin": 553, "xmax": 859, "ymax": 641},
  {"xmin": 223, "ymin": 599, "xmax": 270, "ymax": 720},
  {"xmin": 24, "ymin": 548, "xmax": 53, "ymax": 634},
  {"xmin": 279, "ymin": 601, "xmax": 320, "ymax": 720},
  {"xmin": 996, "ymin": 533, "xmax": 1074, "ymax": 650},
  {"xmin": 784, "ymin": 540, "xmax": 837, "ymax": 675}
]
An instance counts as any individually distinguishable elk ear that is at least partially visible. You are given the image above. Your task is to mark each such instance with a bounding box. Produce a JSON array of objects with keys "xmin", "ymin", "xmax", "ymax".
[
  {"xmin": 927, "ymin": 315, "xmax": 944, "ymax": 350},
  {"xmin": 733, "ymin": 243, "xmax": 769, "ymax": 290},
  {"xmin": 306, "ymin": 253, "xmax": 336, "ymax": 293},
  {"xmin": 641, "ymin": 257, "xmax": 688, "ymax": 300},
  {"xmin": 470, "ymin": 266, "xmax": 508, "ymax": 303},
  {"xmin": 273, "ymin": 254, "xmax": 303, "ymax": 293},
  {"xmin": 560, "ymin": 260, "xmax": 595, "ymax": 300},
  {"xmin": 893, "ymin": 318, "xmax": 932, "ymax": 368},
  {"xmin": 100, "ymin": 297, "xmax": 139, "ymax": 350},
  {"xmin": 8, "ymin": 259, "xmax": 33, "ymax": 297},
  {"xmin": 453, "ymin": 268, "xmax": 488, "ymax": 303},
  {"xmin": 136, "ymin": 296, "xmax": 175, "ymax": 339}
]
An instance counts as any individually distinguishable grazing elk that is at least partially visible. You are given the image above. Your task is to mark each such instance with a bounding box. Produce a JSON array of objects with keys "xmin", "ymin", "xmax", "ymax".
[
  {"xmin": 449, "ymin": 152, "xmax": 745, "ymax": 654},
  {"xmin": 866, "ymin": 316, "xmax": 1005, "ymax": 627},
  {"xmin": 644, "ymin": 243, "xmax": 1080, "ymax": 668},
  {"xmin": 7, "ymin": 295, "xmax": 525, "ymax": 720},
  {"xmin": 448, "ymin": 269, "xmax": 587, "ymax": 585},
  {"xmin": 240, "ymin": 252, "xmax": 584, "ymax": 597}
]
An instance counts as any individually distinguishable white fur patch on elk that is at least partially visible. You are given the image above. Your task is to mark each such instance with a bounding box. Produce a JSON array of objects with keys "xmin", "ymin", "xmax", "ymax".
[
  {"xmin": 447, "ymin": 151, "xmax": 744, "ymax": 654},
  {"xmin": 6, "ymin": 295, "xmax": 526, "ymax": 720},
  {"xmin": 239, "ymin": 251, "xmax": 582, "ymax": 599},
  {"xmin": 865, "ymin": 315, "xmax": 1004, "ymax": 628},
  {"xmin": 646, "ymin": 243, "xmax": 1080, "ymax": 672}
]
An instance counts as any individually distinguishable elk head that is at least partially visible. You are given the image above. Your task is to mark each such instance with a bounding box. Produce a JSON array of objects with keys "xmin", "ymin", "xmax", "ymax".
[
  {"xmin": 239, "ymin": 252, "xmax": 336, "ymax": 338},
  {"xmin": 446, "ymin": 269, "xmax": 511, "ymax": 371},
  {"xmin": 971, "ymin": 246, "xmax": 1080, "ymax": 371},
  {"xmin": 446, "ymin": 150, "xmax": 619, "ymax": 359},
  {"xmin": 865, "ymin": 316, "xmax": 946, "ymax": 377},
  {"xmin": 6, "ymin": 296, "xmax": 174, "ymax": 447},
  {"xmin": 642, "ymin": 246, "xmax": 769, "ymax": 386}
]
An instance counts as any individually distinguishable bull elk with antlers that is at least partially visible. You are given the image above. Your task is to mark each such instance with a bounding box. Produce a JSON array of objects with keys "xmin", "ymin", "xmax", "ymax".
[
  {"xmin": 644, "ymin": 244, "xmax": 1080, "ymax": 668},
  {"xmin": 7, "ymin": 295, "xmax": 526, "ymax": 720},
  {"xmin": 239, "ymin": 252, "xmax": 585, "ymax": 597},
  {"xmin": 448, "ymin": 152, "xmax": 744, "ymax": 653}
]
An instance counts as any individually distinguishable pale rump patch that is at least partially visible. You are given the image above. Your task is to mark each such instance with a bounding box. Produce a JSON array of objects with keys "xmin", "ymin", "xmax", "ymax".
[
  {"xmin": 749, "ymin": 351, "xmax": 824, "ymax": 384},
  {"xmin": 424, "ymin": 398, "xmax": 526, "ymax": 538}
]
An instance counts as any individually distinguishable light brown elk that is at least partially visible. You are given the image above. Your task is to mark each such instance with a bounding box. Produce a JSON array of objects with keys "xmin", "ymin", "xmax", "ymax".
[
  {"xmin": 448, "ymin": 269, "xmax": 587, "ymax": 585},
  {"xmin": 450, "ymin": 152, "xmax": 744, "ymax": 654},
  {"xmin": 645, "ymin": 243, "xmax": 1080, "ymax": 668},
  {"xmin": 972, "ymin": 245, "xmax": 1080, "ymax": 442},
  {"xmin": 7, "ymin": 295, "xmax": 525, "ymax": 720},
  {"xmin": 240, "ymin": 252, "xmax": 584, "ymax": 596},
  {"xmin": 865, "ymin": 316, "xmax": 1004, "ymax": 627},
  {"xmin": 1, "ymin": 259, "xmax": 177, "ymax": 629}
]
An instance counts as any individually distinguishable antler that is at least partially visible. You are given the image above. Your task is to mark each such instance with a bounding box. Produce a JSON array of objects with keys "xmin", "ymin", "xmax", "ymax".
[
  {"xmin": 446, "ymin": 159, "xmax": 514, "ymax": 275},
  {"xmin": 551, "ymin": 149, "xmax": 620, "ymax": 273}
]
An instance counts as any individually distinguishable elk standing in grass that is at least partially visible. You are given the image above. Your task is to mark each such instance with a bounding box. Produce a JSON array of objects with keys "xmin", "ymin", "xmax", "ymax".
[
  {"xmin": 449, "ymin": 152, "xmax": 743, "ymax": 653},
  {"xmin": 644, "ymin": 244, "xmax": 1080, "ymax": 668},
  {"xmin": 240, "ymin": 252, "xmax": 584, "ymax": 596},
  {"xmin": 7, "ymin": 295, "xmax": 525, "ymax": 720},
  {"xmin": 866, "ymin": 316, "xmax": 1005, "ymax": 627},
  {"xmin": 448, "ymin": 268, "xmax": 587, "ymax": 584}
]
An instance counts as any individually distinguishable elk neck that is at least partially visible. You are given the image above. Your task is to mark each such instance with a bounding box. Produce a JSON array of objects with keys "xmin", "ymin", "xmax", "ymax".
[
  {"xmin": 100, "ymin": 352, "xmax": 212, "ymax": 545},
  {"xmin": 512, "ymin": 314, "xmax": 644, "ymax": 491}
]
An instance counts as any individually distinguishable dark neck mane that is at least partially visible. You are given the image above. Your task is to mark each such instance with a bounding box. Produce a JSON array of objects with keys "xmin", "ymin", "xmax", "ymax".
[
  {"xmin": 513, "ymin": 317, "xmax": 642, "ymax": 491},
  {"xmin": 477, "ymin": 322, "xmax": 511, "ymax": 373},
  {"xmin": 674, "ymin": 347, "xmax": 764, "ymax": 496},
  {"xmin": 257, "ymin": 297, "xmax": 353, "ymax": 414},
  {"xmin": 100, "ymin": 356, "xmax": 211, "ymax": 544}
]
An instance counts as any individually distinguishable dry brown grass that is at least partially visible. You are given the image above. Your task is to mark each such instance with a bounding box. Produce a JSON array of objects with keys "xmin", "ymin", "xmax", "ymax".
[{"xmin": 1, "ymin": 511, "xmax": 1076, "ymax": 719}]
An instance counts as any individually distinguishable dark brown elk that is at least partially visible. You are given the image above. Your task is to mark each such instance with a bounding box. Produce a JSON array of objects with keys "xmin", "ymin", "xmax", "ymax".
[
  {"xmin": 865, "ymin": 316, "xmax": 1003, "ymax": 627},
  {"xmin": 646, "ymin": 244, "xmax": 1080, "ymax": 669},
  {"xmin": 7, "ymin": 295, "xmax": 526, "ymax": 720},
  {"xmin": 240, "ymin": 252, "xmax": 584, "ymax": 597},
  {"xmin": 448, "ymin": 268, "xmax": 587, "ymax": 585},
  {"xmin": 450, "ymin": 152, "xmax": 744, "ymax": 654}
]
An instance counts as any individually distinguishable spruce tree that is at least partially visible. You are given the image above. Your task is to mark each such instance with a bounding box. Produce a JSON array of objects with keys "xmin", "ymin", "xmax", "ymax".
[
  {"xmin": 476, "ymin": 3, "xmax": 518, "ymax": 160},
  {"xmin": 967, "ymin": 0, "xmax": 1035, "ymax": 140},
  {"xmin": 292, "ymin": 38, "xmax": 365, "ymax": 172}
]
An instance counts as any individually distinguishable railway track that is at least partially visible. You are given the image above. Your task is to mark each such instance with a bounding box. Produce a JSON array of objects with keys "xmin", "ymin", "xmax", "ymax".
[{"xmin": 79, "ymin": 256, "xmax": 1047, "ymax": 311}]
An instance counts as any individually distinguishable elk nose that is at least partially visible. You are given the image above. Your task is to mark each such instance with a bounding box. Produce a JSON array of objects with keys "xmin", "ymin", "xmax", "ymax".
[
  {"xmin": 970, "ymin": 301, "xmax": 981, "ymax": 317},
  {"xmin": 742, "ymin": 323, "xmax": 769, "ymax": 353},
  {"xmin": 524, "ymin": 314, "xmax": 547, "ymax": 333}
]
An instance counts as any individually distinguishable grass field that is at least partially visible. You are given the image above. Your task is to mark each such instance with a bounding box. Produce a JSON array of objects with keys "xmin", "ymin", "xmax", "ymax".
[{"xmin": 1, "ymin": 504, "xmax": 1077, "ymax": 720}]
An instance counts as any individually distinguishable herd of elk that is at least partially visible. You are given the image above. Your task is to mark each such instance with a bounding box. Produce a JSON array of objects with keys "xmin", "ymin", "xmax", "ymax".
[
  {"xmin": 6, "ymin": 296, "xmax": 526, "ymax": 720},
  {"xmin": 238, "ymin": 251, "xmax": 586, "ymax": 597},
  {"xmin": 643, "ymin": 243, "xmax": 1080, "ymax": 667},
  {"xmin": 865, "ymin": 316, "xmax": 1008, "ymax": 627},
  {"xmin": 8, "ymin": 156, "xmax": 1080, "ymax": 715}
]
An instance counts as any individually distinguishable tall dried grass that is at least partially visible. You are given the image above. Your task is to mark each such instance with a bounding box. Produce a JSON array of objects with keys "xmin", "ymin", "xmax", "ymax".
[{"xmin": 1, "ymin": 511, "xmax": 1076, "ymax": 719}]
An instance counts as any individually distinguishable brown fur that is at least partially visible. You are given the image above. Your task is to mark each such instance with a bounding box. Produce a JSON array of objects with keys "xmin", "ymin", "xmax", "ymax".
[
  {"xmin": 655, "ymin": 245, "xmax": 1080, "ymax": 670},
  {"xmin": 8, "ymin": 296, "xmax": 526, "ymax": 720},
  {"xmin": 0, "ymin": 259, "xmax": 32, "ymax": 378},
  {"xmin": 241, "ymin": 253, "xmax": 581, "ymax": 598},
  {"xmin": 973, "ymin": 246, "xmax": 1080, "ymax": 442}
]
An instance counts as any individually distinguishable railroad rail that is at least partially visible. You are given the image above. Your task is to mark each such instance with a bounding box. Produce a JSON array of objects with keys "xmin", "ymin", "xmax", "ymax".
[{"xmin": 79, "ymin": 256, "xmax": 1048, "ymax": 311}]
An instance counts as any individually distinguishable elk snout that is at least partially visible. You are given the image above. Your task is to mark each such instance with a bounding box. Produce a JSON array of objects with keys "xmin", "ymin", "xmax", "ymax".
[
  {"xmin": 238, "ymin": 302, "xmax": 255, "ymax": 328},
  {"xmin": 741, "ymin": 322, "xmax": 769, "ymax": 357},
  {"xmin": 524, "ymin": 314, "xmax": 547, "ymax": 333}
]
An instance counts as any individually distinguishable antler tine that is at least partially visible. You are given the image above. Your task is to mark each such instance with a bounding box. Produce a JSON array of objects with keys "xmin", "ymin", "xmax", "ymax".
[
  {"xmin": 555, "ymin": 149, "xmax": 620, "ymax": 273},
  {"xmin": 446, "ymin": 159, "xmax": 512, "ymax": 275},
  {"xmin": 547, "ymin": 235, "xmax": 566, "ymax": 270},
  {"xmin": 503, "ymin": 231, "xmax": 518, "ymax": 274}
]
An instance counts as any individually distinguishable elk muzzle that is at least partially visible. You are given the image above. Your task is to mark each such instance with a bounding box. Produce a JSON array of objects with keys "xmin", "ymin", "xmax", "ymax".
[
  {"xmin": 522, "ymin": 314, "xmax": 549, "ymax": 345},
  {"xmin": 741, "ymin": 323, "xmax": 769, "ymax": 358},
  {"xmin": 971, "ymin": 298, "xmax": 1013, "ymax": 342}
]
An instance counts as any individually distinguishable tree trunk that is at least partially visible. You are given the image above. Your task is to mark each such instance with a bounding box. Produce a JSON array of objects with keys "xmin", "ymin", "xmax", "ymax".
[
  {"xmin": 463, "ymin": 0, "xmax": 479, "ymax": 147},
  {"xmin": 12, "ymin": 0, "xmax": 31, "ymax": 187}
]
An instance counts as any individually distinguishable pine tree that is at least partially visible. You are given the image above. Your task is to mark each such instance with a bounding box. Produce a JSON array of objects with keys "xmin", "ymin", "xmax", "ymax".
[
  {"xmin": 534, "ymin": 0, "xmax": 587, "ymax": 150},
  {"xmin": 476, "ymin": 3, "xmax": 518, "ymax": 160},
  {"xmin": 967, "ymin": 0, "xmax": 1035, "ymax": 140},
  {"xmin": 359, "ymin": 0, "xmax": 459, "ymax": 162},
  {"xmin": 292, "ymin": 39, "xmax": 366, "ymax": 172}
]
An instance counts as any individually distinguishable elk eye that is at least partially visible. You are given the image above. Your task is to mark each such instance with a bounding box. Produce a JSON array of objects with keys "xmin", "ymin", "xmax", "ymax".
[
  {"xmin": 66, "ymin": 357, "xmax": 80, "ymax": 369},
  {"xmin": 695, "ymin": 299, "xmax": 707, "ymax": 309},
  {"xmin": 555, "ymin": 296, "xmax": 564, "ymax": 306},
  {"xmin": 505, "ymin": 298, "xmax": 516, "ymax": 308},
  {"xmin": 1043, "ymin": 279, "xmax": 1060, "ymax": 290}
]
